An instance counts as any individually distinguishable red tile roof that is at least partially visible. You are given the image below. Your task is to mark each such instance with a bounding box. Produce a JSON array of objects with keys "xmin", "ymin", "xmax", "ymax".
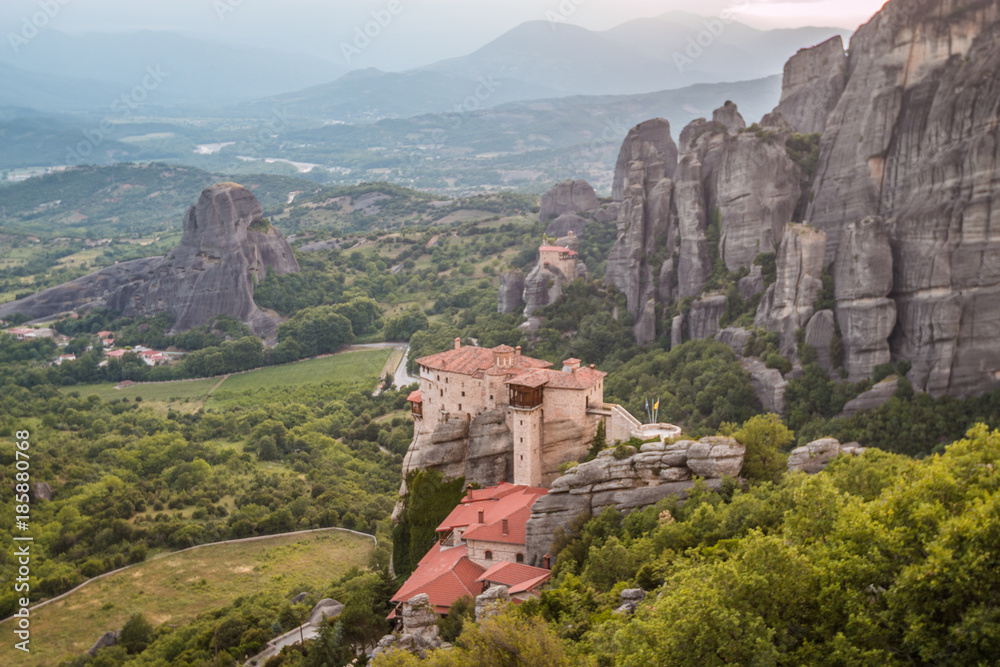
[
  {"xmin": 437, "ymin": 483, "xmax": 547, "ymax": 545},
  {"xmin": 407, "ymin": 389, "xmax": 422, "ymax": 403},
  {"xmin": 390, "ymin": 542, "xmax": 485, "ymax": 614},
  {"xmin": 476, "ymin": 562, "xmax": 552, "ymax": 593},
  {"xmin": 538, "ymin": 245, "xmax": 578, "ymax": 256},
  {"xmin": 416, "ymin": 344, "xmax": 551, "ymax": 376},
  {"xmin": 506, "ymin": 366, "xmax": 606, "ymax": 391}
]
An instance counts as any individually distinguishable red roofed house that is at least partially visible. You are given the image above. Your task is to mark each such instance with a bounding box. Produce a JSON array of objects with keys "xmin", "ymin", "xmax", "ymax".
[
  {"xmin": 390, "ymin": 483, "xmax": 550, "ymax": 618},
  {"xmin": 408, "ymin": 339, "xmax": 640, "ymax": 488},
  {"xmin": 537, "ymin": 244, "xmax": 579, "ymax": 280}
]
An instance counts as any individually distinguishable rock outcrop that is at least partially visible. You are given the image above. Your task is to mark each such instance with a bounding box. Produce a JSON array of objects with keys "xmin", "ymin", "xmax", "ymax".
[
  {"xmin": 742, "ymin": 358, "xmax": 788, "ymax": 415},
  {"xmin": 839, "ymin": 376, "xmax": 899, "ymax": 419},
  {"xmin": 539, "ymin": 180, "xmax": 599, "ymax": 221},
  {"xmin": 787, "ymin": 437, "xmax": 865, "ymax": 474},
  {"xmin": 605, "ymin": 122, "xmax": 678, "ymax": 341},
  {"xmin": 615, "ymin": 589, "xmax": 646, "ymax": 615},
  {"xmin": 475, "ymin": 586, "xmax": 511, "ymax": 621},
  {"xmin": 834, "ymin": 217, "xmax": 895, "ymax": 382},
  {"xmin": 372, "ymin": 594, "xmax": 442, "ymax": 659},
  {"xmin": 805, "ymin": 0, "xmax": 1000, "ymax": 397},
  {"xmin": 402, "ymin": 411, "xmax": 513, "ymax": 489},
  {"xmin": 774, "ymin": 36, "xmax": 848, "ymax": 134},
  {"xmin": 611, "ymin": 119, "xmax": 679, "ymax": 202},
  {"xmin": 0, "ymin": 184, "xmax": 299, "ymax": 337},
  {"xmin": 545, "ymin": 213, "xmax": 587, "ymax": 239},
  {"xmin": 524, "ymin": 437, "xmax": 742, "ymax": 564},
  {"xmin": 687, "ymin": 294, "xmax": 727, "ymax": 341},
  {"xmin": 804, "ymin": 309, "xmax": 837, "ymax": 377},
  {"xmin": 497, "ymin": 271, "xmax": 525, "ymax": 314},
  {"xmin": 755, "ymin": 224, "xmax": 827, "ymax": 356}
]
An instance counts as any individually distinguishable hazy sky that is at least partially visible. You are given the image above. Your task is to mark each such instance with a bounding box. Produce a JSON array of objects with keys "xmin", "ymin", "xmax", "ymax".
[{"xmin": 1, "ymin": 0, "xmax": 889, "ymax": 69}]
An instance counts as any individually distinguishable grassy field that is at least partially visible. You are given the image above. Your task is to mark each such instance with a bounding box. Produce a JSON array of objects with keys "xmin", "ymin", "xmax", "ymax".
[
  {"xmin": 65, "ymin": 348, "xmax": 394, "ymax": 412},
  {"xmin": 0, "ymin": 530, "xmax": 374, "ymax": 666}
]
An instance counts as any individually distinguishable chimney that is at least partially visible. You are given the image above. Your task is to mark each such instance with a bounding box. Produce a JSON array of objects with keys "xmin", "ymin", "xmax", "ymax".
[
  {"xmin": 562, "ymin": 358, "xmax": 581, "ymax": 373},
  {"xmin": 454, "ymin": 337, "xmax": 461, "ymax": 350},
  {"xmin": 478, "ymin": 509, "xmax": 485, "ymax": 523},
  {"xmin": 515, "ymin": 346, "xmax": 521, "ymax": 356},
  {"xmin": 590, "ymin": 364, "xmax": 595, "ymax": 369},
  {"xmin": 502, "ymin": 518, "xmax": 509, "ymax": 535}
]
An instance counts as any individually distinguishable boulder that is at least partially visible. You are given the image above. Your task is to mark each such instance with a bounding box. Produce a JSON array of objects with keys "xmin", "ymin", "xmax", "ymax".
[
  {"xmin": 741, "ymin": 358, "xmax": 788, "ymax": 415},
  {"xmin": 787, "ymin": 437, "xmax": 844, "ymax": 474},
  {"xmin": 308, "ymin": 599, "xmax": 344, "ymax": 626},
  {"xmin": 88, "ymin": 630, "xmax": 120, "ymax": 657},
  {"xmin": 31, "ymin": 482, "xmax": 53, "ymax": 502},
  {"xmin": 476, "ymin": 586, "xmax": 511, "ymax": 621},
  {"xmin": 839, "ymin": 376, "xmax": 899, "ymax": 419},
  {"xmin": 615, "ymin": 588, "xmax": 647, "ymax": 615},
  {"xmin": 686, "ymin": 436, "xmax": 745, "ymax": 478},
  {"xmin": 716, "ymin": 327, "xmax": 752, "ymax": 356},
  {"xmin": 539, "ymin": 180, "xmax": 599, "ymax": 221}
]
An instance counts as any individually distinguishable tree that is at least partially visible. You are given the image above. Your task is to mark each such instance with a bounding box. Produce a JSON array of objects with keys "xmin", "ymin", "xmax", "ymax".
[
  {"xmin": 383, "ymin": 307, "xmax": 429, "ymax": 342},
  {"xmin": 733, "ymin": 413, "xmax": 793, "ymax": 484},
  {"xmin": 278, "ymin": 306, "xmax": 355, "ymax": 357},
  {"xmin": 119, "ymin": 613, "xmax": 154, "ymax": 654}
]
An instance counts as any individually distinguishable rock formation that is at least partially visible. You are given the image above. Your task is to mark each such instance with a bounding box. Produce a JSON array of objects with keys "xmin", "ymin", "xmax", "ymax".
[
  {"xmin": 539, "ymin": 180, "xmax": 599, "ymax": 221},
  {"xmin": 497, "ymin": 271, "xmax": 525, "ymax": 314},
  {"xmin": 372, "ymin": 594, "xmax": 443, "ymax": 659},
  {"xmin": 787, "ymin": 437, "xmax": 865, "ymax": 474},
  {"xmin": 611, "ymin": 118, "xmax": 679, "ymax": 202},
  {"xmin": 839, "ymin": 376, "xmax": 899, "ymax": 419},
  {"xmin": 804, "ymin": 309, "xmax": 837, "ymax": 377},
  {"xmin": 742, "ymin": 358, "xmax": 788, "ymax": 415},
  {"xmin": 686, "ymin": 294, "xmax": 727, "ymax": 341},
  {"xmin": 524, "ymin": 436, "xmax": 742, "ymax": 564},
  {"xmin": 475, "ymin": 586, "xmax": 511, "ymax": 621},
  {"xmin": 834, "ymin": 217, "xmax": 895, "ymax": 382},
  {"xmin": 774, "ymin": 36, "xmax": 848, "ymax": 134},
  {"xmin": 0, "ymin": 184, "xmax": 299, "ymax": 337},
  {"xmin": 615, "ymin": 589, "xmax": 646, "ymax": 615},
  {"xmin": 805, "ymin": 0, "xmax": 1000, "ymax": 397},
  {"xmin": 545, "ymin": 213, "xmax": 587, "ymax": 239},
  {"xmin": 755, "ymin": 224, "xmax": 827, "ymax": 356}
]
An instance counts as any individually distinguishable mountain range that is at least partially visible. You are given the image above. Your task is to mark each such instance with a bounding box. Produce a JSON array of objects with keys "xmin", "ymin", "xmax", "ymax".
[{"xmin": 1, "ymin": 14, "xmax": 847, "ymax": 119}]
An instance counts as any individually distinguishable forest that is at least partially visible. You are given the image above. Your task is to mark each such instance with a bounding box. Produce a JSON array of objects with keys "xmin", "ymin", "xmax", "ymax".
[{"xmin": 3, "ymin": 174, "xmax": 1000, "ymax": 666}]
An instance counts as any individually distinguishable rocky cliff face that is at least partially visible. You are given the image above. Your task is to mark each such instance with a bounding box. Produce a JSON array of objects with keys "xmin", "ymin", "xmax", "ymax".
[
  {"xmin": 806, "ymin": 0, "xmax": 1000, "ymax": 396},
  {"xmin": 0, "ymin": 184, "xmax": 299, "ymax": 337},
  {"xmin": 592, "ymin": 0, "xmax": 1000, "ymax": 400},
  {"xmin": 774, "ymin": 36, "xmax": 848, "ymax": 134},
  {"xmin": 755, "ymin": 224, "xmax": 827, "ymax": 356},
  {"xmin": 539, "ymin": 180, "xmax": 600, "ymax": 221}
]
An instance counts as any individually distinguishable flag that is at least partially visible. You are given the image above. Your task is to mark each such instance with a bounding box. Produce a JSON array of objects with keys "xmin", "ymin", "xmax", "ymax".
[{"xmin": 653, "ymin": 399, "xmax": 659, "ymax": 411}]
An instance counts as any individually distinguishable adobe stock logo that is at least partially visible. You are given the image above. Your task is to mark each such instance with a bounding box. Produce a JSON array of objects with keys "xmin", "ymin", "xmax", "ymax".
[
  {"xmin": 8, "ymin": 0, "xmax": 72, "ymax": 54},
  {"xmin": 65, "ymin": 66, "xmax": 168, "ymax": 166},
  {"xmin": 672, "ymin": 0, "xmax": 751, "ymax": 72},
  {"xmin": 340, "ymin": 1, "xmax": 404, "ymax": 64}
]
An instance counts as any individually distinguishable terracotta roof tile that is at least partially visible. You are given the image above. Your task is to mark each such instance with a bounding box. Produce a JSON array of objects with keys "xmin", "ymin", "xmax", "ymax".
[
  {"xmin": 505, "ymin": 367, "xmax": 606, "ymax": 390},
  {"xmin": 407, "ymin": 389, "xmax": 422, "ymax": 403},
  {"xmin": 390, "ymin": 542, "xmax": 485, "ymax": 612},
  {"xmin": 416, "ymin": 345, "xmax": 551, "ymax": 376},
  {"xmin": 476, "ymin": 562, "xmax": 552, "ymax": 592}
]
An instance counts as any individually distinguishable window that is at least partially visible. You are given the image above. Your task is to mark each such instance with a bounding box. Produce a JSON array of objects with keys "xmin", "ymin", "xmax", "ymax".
[
  {"xmin": 458, "ymin": 404, "xmax": 462, "ymax": 412},
  {"xmin": 462, "ymin": 391, "xmax": 466, "ymax": 397},
  {"xmin": 440, "ymin": 389, "xmax": 444, "ymax": 397},
  {"xmin": 484, "ymin": 551, "xmax": 493, "ymax": 561},
  {"xmin": 516, "ymin": 553, "xmax": 524, "ymax": 563}
]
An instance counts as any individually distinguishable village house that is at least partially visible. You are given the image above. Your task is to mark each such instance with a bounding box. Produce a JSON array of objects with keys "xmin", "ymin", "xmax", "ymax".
[{"xmin": 390, "ymin": 483, "xmax": 550, "ymax": 618}]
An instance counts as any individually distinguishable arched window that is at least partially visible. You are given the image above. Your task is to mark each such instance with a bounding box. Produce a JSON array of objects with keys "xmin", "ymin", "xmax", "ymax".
[
  {"xmin": 484, "ymin": 551, "xmax": 493, "ymax": 561},
  {"xmin": 516, "ymin": 553, "xmax": 524, "ymax": 563}
]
